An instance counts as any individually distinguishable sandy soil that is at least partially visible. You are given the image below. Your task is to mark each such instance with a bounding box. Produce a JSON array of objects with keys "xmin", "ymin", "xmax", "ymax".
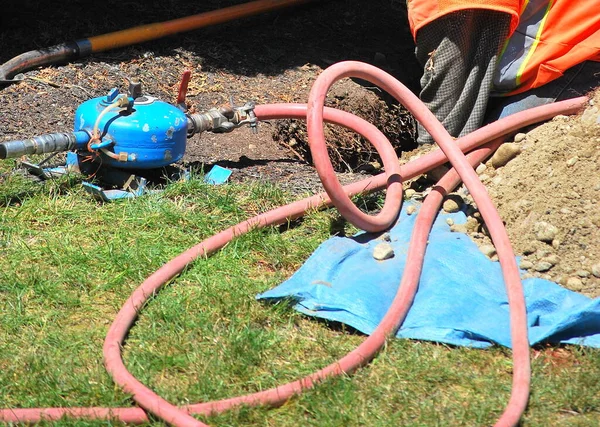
[{"xmin": 0, "ymin": 0, "xmax": 598, "ymax": 296}]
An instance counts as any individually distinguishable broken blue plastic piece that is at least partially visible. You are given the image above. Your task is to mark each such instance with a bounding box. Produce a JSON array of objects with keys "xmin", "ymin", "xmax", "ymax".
[
  {"xmin": 82, "ymin": 179, "xmax": 147, "ymax": 202},
  {"xmin": 204, "ymin": 165, "xmax": 232, "ymax": 185}
]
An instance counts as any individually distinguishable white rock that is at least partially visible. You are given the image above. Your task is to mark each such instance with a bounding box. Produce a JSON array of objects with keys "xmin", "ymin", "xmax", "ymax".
[
  {"xmin": 541, "ymin": 254, "xmax": 559, "ymax": 266},
  {"xmin": 576, "ymin": 270, "xmax": 590, "ymax": 278},
  {"xmin": 373, "ymin": 242, "xmax": 394, "ymax": 260},
  {"xmin": 406, "ymin": 205, "xmax": 417, "ymax": 215},
  {"xmin": 475, "ymin": 163, "xmax": 487, "ymax": 174},
  {"xmin": 566, "ymin": 277, "xmax": 584, "ymax": 292},
  {"xmin": 514, "ymin": 133, "xmax": 527, "ymax": 143},
  {"xmin": 591, "ymin": 263, "xmax": 600, "ymax": 278},
  {"xmin": 519, "ymin": 260, "xmax": 534, "ymax": 270},
  {"xmin": 480, "ymin": 244, "xmax": 497, "ymax": 258},
  {"xmin": 581, "ymin": 106, "xmax": 599, "ymax": 123},
  {"xmin": 566, "ymin": 156, "xmax": 579, "ymax": 167},
  {"xmin": 404, "ymin": 188, "xmax": 416, "ymax": 199},
  {"xmin": 534, "ymin": 261, "xmax": 553, "ymax": 272},
  {"xmin": 533, "ymin": 221, "xmax": 559, "ymax": 243}
]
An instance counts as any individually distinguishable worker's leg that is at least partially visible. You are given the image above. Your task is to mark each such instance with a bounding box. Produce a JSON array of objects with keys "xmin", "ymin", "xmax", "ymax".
[{"xmin": 415, "ymin": 10, "xmax": 511, "ymax": 145}]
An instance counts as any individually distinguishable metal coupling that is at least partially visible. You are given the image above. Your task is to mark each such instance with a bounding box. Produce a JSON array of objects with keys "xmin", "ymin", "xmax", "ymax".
[{"xmin": 186, "ymin": 101, "xmax": 258, "ymax": 136}]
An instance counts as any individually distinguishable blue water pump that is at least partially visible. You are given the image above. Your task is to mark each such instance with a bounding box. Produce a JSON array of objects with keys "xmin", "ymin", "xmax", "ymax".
[
  {"xmin": 0, "ymin": 75, "xmax": 257, "ymax": 197},
  {"xmin": 74, "ymin": 82, "xmax": 188, "ymax": 169}
]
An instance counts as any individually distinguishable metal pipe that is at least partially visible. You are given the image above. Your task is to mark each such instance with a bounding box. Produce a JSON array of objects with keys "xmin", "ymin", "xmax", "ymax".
[
  {"xmin": 0, "ymin": 0, "xmax": 315, "ymax": 85},
  {"xmin": 0, "ymin": 131, "xmax": 90, "ymax": 159}
]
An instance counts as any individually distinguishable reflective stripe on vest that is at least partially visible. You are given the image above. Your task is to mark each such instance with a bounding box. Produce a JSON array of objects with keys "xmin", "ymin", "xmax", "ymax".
[{"xmin": 494, "ymin": 0, "xmax": 553, "ymax": 92}]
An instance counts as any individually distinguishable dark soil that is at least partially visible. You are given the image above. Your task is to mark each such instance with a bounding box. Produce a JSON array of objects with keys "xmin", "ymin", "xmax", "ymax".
[{"xmin": 0, "ymin": 0, "xmax": 420, "ymax": 193}]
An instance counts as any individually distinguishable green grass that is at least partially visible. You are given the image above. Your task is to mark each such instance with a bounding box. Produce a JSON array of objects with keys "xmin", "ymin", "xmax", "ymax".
[{"xmin": 0, "ymin": 171, "xmax": 598, "ymax": 426}]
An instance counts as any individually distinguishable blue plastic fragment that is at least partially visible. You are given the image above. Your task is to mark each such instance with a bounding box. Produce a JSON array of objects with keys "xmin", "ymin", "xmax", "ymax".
[
  {"xmin": 257, "ymin": 202, "xmax": 600, "ymax": 349},
  {"xmin": 204, "ymin": 165, "xmax": 232, "ymax": 185}
]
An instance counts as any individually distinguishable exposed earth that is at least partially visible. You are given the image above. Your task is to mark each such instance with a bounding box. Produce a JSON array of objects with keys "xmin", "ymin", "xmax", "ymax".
[{"xmin": 0, "ymin": 0, "xmax": 598, "ymax": 297}]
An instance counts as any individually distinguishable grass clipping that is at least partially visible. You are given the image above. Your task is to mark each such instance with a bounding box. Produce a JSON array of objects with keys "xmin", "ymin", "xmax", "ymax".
[{"xmin": 273, "ymin": 79, "xmax": 416, "ymax": 172}]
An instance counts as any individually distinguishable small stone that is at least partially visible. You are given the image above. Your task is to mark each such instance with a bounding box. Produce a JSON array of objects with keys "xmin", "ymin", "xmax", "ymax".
[
  {"xmin": 519, "ymin": 260, "xmax": 534, "ymax": 270},
  {"xmin": 478, "ymin": 174, "xmax": 490, "ymax": 182},
  {"xmin": 552, "ymin": 239, "xmax": 561, "ymax": 249},
  {"xmin": 514, "ymin": 133, "xmax": 527, "ymax": 143},
  {"xmin": 406, "ymin": 205, "xmax": 417, "ymax": 215},
  {"xmin": 580, "ymin": 106, "xmax": 599, "ymax": 123},
  {"xmin": 379, "ymin": 232, "xmax": 391, "ymax": 242},
  {"xmin": 248, "ymin": 144, "xmax": 256, "ymax": 149},
  {"xmin": 552, "ymin": 114, "xmax": 569, "ymax": 121},
  {"xmin": 475, "ymin": 163, "xmax": 487, "ymax": 174},
  {"xmin": 373, "ymin": 242, "xmax": 394, "ymax": 260},
  {"xmin": 465, "ymin": 217, "xmax": 480, "ymax": 233},
  {"xmin": 566, "ymin": 277, "xmax": 584, "ymax": 292},
  {"xmin": 404, "ymin": 188, "xmax": 416, "ymax": 199},
  {"xmin": 566, "ymin": 156, "xmax": 578, "ymax": 167},
  {"xmin": 370, "ymin": 161, "xmax": 382, "ymax": 171},
  {"xmin": 491, "ymin": 176, "xmax": 503, "ymax": 185},
  {"xmin": 576, "ymin": 270, "xmax": 590, "ymax": 278},
  {"xmin": 480, "ymin": 244, "xmax": 497, "ymax": 258},
  {"xmin": 534, "ymin": 261, "xmax": 554, "ymax": 272},
  {"xmin": 533, "ymin": 221, "xmax": 559, "ymax": 243},
  {"xmin": 541, "ymin": 254, "xmax": 559, "ymax": 266},
  {"xmin": 491, "ymin": 143, "xmax": 521, "ymax": 168},
  {"xmin": 592, "ymin": 263, "xmax": 600, "ymax": 278},
  {"xmin": 442, "ymin": 195, "xmax": 463, "ymax": 213},
  {"xmin": 450, "ymin": 223, "xmax": 468, "ymax": 234},
  {"xmin": 446, "ymin": 218, "xmax": 454, "ymax": 226}
]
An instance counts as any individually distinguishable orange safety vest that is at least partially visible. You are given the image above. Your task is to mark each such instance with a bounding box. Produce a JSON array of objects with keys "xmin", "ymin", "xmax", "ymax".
[{"xmin": 407, "ymin": 0, "xmax": 600, "ymax": 95}]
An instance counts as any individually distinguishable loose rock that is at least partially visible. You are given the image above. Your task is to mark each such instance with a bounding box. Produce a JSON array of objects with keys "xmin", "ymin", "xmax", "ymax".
[
  {"xmin": 534, "ymin": 261, "xmax": 554, "ymax": 272},
  {"xmin": 480, "ymin": 244, "xmax": 496, "ymax": 258},
  {"xmin": 491, "ymin": 143, "xmax": 521, "ymax": 168},
  {"xmin": 442, "ymin": 195, "xmax": 462, "ymax": 213},
  {"xmin": 541, "ymin": 254, "xmax": 559, "ymax": 266},
  {"xmin": 514, "ymin": 133, "xmax": 527, "ymax": 143},
  {"xmin": 566, "ymin": 277, "xmax": 584, "ymax": 292},
  {"xmin": 475, "ymin": 163, "xmax": 487, "ymax": 174},
  {"xmin": 406, "ymin": 205, "xmax": 417, "ymax": 215},
  {"xmin": 576, "ymin": 269, "xmax": 590, "ymax": 278},
  {"xmin": 404, "ymin": 188, "xmax": 416, "ymax": 199},
  {"xmin": 373, "ymin": 242, "xmax": 394, "ymax": 260},
  {"xmin": 533, "ymin": 221, "xmax": 559, "ymax": 243},
  {"xmin": 519, "ymin": 260, "xmax": 534, "ymax": 270},
  {"xmin": 592, "ymin": 263, "xmax": 600, "ymax": 278}
]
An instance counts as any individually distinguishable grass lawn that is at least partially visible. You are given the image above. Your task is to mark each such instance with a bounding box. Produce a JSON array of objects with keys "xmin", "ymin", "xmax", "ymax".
[{"xmin": 0, "ymin": 170, "xmax": 598, "ymax": 426}]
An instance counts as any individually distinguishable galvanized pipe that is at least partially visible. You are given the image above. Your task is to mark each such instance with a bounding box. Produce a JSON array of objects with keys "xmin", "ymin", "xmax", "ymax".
[{"xmin": 0, "ymin": 131, "xmax": 90, "ymax": 159}]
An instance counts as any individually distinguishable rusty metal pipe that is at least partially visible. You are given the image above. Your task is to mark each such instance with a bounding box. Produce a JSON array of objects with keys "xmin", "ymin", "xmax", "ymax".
[{"xmin": 0, "ymin": 0, "xmax": 315, "ymax": 85}]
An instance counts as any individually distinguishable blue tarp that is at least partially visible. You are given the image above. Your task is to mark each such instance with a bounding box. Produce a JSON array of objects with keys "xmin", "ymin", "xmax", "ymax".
[{"xmin": 257, "ymin": 202, "xmax": 600, "ymax": 348}]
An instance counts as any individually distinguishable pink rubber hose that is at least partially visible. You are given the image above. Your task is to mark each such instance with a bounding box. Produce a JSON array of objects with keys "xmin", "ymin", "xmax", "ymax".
[{"xmin": 0, "ymin": 61, "xmax": 587, "ymax": 425}]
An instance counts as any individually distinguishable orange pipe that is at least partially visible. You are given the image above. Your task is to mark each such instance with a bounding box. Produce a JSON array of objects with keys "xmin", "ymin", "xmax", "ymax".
[{"xmin": 88, "ymin": 0, "xmax": 315, "ymax": 52}]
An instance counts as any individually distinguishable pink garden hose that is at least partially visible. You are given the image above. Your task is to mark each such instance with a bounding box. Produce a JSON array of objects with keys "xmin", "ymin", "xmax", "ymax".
[{"xmin": 0, "ymin": 61, "xmax": 587, "ymax": 426}]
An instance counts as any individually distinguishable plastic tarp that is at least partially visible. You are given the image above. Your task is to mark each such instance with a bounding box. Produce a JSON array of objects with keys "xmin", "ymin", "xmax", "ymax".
[{"xmin": 257, "ymin": 202, "xmax": 600, "ymax": 348}]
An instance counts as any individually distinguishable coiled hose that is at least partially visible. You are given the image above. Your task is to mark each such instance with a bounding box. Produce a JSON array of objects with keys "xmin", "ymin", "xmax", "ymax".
[{"xmin": 0, "ymin": 61, "xmax": 587, "ymax": 426}]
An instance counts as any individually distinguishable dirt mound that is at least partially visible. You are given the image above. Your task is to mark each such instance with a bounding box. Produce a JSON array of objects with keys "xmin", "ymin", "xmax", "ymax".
[
  {"xmin": 428, "ymin": 91, "xmax": 600, "ymax": 298},
  {"xmin": 482, "ymin": 92, "xmax": 600, "ymax": 296}
]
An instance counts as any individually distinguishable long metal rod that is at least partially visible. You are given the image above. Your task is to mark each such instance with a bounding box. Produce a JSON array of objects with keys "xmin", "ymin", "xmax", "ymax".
[{"xmin": 0, "ymin": 0, "xmax": 315, "ymax": 85}]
